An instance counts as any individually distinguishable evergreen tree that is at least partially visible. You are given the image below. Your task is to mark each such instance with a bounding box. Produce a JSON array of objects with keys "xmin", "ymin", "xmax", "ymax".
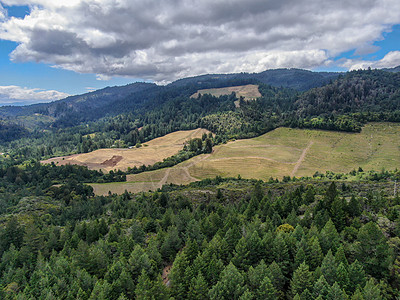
[
  {"xmin": 331, "ymin": 197, "xmax": 347, "ymax": 231},
  {"xmin": 320, "ymin": 250, "xmax": 337, "ymax": 285},
  {"xmin": 362, "ymin": 278, "xmax": 382, "ymax": 300},
  {"xmin": 348, "ymin": 260, "xmax": 366, "ymax": 294},
  {"xmin": 347, "ymin": 195, "xmax": 362, "ymax": 217},
  {"xmin": 308, "ymin": 236, "xmax": 323, "ymax": 270},
  {"xmin": 256, "ymin": 276, "xmax": 277, "ymax": 300},
  {"xmin": 351, "ymin": 287, "xmax": 365, "ymax": 300},
  {"xmin": 290, "ymin": 262, "xmax": 313, "ymax": 296},
  {"xmin": 232, "ymin": 237, "xmax": 250, "ymax": 271},
  {"xmin": 355, "ymin": 222, "xmax": 391, "ymax": 278},
  {"xmin": 209, "ymin": 262, "xmax": 246, "ymax": 300},
  {"xmin": 334, "ymin": 245, "xmax": 348, "ymax": 268},
  {"xmin": 312, "ymin": 275, "xmax": 331, "ymax": 299},
  {"xmin": 169, "ymin": 251, "xmax": 190, "ymax": 298},
  {"xmin": 336, "ymin": 262, "xmax": 350, "ymax": 292},
  {"xmin": 272, "ymin": 233, "xmax": 290, "ymax": 276},
  {"xmin": 188, "ymin": 273, "xmax": 208, "ymax": 300},
  {"xmin": 327, "ymin": 282, "xmax": 347, "ymax": 300},
  {"xmin": 268, "ymin": 261, "xmax": 285, "ymax": 291},
  {"xmin": 319, "ymin": 219, "xmax": 340, "ymax": 254}
]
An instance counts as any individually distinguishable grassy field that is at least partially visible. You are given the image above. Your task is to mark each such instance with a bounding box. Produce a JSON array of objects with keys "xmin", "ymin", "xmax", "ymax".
[
  {"xmin": 190, "ymin": 84, "xmax": 261, "ymax": 101},
  {"xmin": 91, "ymin": 123, "xmax": 400, "ymax": 195},
  {"xmin": 42, "ymin": 128, "xmax": 209, "ymax": 172}
]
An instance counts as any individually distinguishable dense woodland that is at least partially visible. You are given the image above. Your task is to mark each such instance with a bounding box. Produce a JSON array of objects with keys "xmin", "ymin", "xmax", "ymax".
[{"xmin": 1, "ymin": 171, "xmax": 400, "ymax": 299}]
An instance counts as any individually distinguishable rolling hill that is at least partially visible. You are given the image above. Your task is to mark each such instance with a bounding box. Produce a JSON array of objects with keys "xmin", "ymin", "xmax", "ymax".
[{"xmin": 91, "ymin": 123, "xmax": 400, "ymax": 195}]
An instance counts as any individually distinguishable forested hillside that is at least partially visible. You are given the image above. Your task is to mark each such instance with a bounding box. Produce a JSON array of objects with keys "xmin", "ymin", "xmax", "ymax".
[
  {"xmin": 1, "ymin": 172, "xmax": 400, "ymax": 299},
  {"xmin": 1, "ymin": 68, "xmax": 400, "ymax": 162}
]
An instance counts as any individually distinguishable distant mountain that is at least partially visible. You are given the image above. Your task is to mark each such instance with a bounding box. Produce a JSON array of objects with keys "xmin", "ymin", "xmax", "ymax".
[
  {"xmin": 171, "ymin": 68, "xmax": 340, "ymax": 91},
  {"xmin": 382, "ymin": 65, "xmax": 400, "ymax": 73},
  {"xmin": 0, "ymin": 68, "xmax": 341, "ymax": 123},
  {"xmin": 0, "ymin": 82, "xmax": 157, "ymax": 118}
]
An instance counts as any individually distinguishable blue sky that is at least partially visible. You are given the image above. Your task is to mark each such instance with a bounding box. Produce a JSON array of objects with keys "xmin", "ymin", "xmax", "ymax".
[
  {"xmin": 1, "ymin": 1, "xmax": 400, "ymax": 105},
  {"xmin": 0, "ymin": 5, "xmax": 136, "ymax": 96}
]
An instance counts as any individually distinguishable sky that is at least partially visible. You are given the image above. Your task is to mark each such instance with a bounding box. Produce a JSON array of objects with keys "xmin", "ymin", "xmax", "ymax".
[{"xmin": 0, "ymin": 0, "xmax": 400, "ymax": 106}]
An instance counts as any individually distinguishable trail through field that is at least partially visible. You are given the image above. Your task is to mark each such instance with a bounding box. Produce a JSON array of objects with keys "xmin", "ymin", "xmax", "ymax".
[
  {"xmin": 291, "ymin": 141, "xmax": 314, "ymax": 177},
  {"xmin": 159, "ymin": 168, "xmax": 171, "ymax": 186}
]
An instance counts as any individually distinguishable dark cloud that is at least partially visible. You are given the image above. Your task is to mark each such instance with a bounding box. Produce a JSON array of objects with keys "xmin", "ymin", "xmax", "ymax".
[{"xmin": 1, "ymin": 0, "xmax": 400, "ymax": 82}]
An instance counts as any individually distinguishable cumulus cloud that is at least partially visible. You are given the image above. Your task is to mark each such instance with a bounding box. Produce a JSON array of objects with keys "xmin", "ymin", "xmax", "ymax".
[
  {"xmin": 341, "ymin": 51, "xmax": 400, "ymax": 70},
  {"xmin": 1, "ymin": 0, "xmax": 400, "ymax": 82},
  {"xmin": 0, "ymin": 85, "xmax": 70, "ymax": 105}
]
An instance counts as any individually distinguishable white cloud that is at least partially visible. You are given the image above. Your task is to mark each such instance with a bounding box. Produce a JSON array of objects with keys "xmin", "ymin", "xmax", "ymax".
[
  {"xmin": 0, "ymin": 3, "xmax": 6, "ymax": 20},
  {"xmin": 0, "ymin": 85, "xmax": 70, "ymax": 105},
  {"xmin": 1, "ymin": 0, "xmax": 400, "ymax": 82},
  {"xmin": 341, "ymin": 51, "xmax": 400, "ymax": 70}
]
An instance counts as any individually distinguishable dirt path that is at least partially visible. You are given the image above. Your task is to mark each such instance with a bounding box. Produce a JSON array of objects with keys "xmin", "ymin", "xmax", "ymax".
[
  {"xmin": 159, "ymin": 168, "xmax": 171, "ymax": 186},
  {"xmin": 291, "ymin": 141, "xmax": 314, "ymax": 177}
]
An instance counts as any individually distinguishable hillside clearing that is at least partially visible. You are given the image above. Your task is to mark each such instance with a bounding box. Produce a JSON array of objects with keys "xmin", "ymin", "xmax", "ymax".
[
  {"xmin": 41, "ymin": 128, "xmax": 210, "ymax": 172},
  {"xmin": 190, "ymin": 84, "xmax": 261, "ymax": 101},
  {"xmin": 91, "ymin": 123, "xmax": 400, "ymax": 195}
]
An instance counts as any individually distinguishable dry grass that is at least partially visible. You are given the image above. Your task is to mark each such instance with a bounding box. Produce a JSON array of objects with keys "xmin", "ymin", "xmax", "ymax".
[
  {"xmin": 190, "ymin": 84, "xmax": 261, "ymax": 101},
  {"xmin": 42, "ymin": 128, "xmax": 210, "ymax": 172},
  {"xmin": 91, "ymin": 123, "xmax": 400, "ymax": 195}
]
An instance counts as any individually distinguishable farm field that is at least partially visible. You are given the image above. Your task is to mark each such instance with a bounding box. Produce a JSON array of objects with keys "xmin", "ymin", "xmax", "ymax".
[
  {"xmin": 190, "ymin": 84, "xmax": 261, "ymax": 100},
  {"xmin": 91, "ymin": 123, "xmax": 400, "ymax": 195},
  {"xmin": 41, "ymin": 128, "xmax": 209, "ymax": 172}
]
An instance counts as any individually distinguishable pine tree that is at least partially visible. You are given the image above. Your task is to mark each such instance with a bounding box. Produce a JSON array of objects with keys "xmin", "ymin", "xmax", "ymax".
[
  {"xmin": 347, "ymin": 195, "xmax": 362, "ymax": 217},
  {"xmin": 351, "ymin": 287, "xmax": 365, "ymax": 300},
  {"xmin": 319, "ymin": 219, "xmax": 340, "ymax": 254},
  {"xmin": 256, "ymin": 276, "xmax": 277, "ymax": 300},
  {"xmin": 336, "ymin": 262, "xmax": 350, "ymax": 292},
  {"xmin": 135, "ymin": 270, "xmax": 152, "ymax": 299},
  {"xmin": 355, "ymin": 222, "xmax": 391, "ymax": 278},
  {"xmin": 320, "ymin": 250, "xmax": 337, "ymax": 285},
  {"xmin": 348, "ymin": 260, "xmax": 366, "ymax": 294},
  {"xmin": 324, "ymin": 182, "xmax": 338, "ymax": 210},
  {"xmin": 300, "ymin": 288, "xmax": 313, "ymax": 300},
  {"xmin": 268, "ymin": 261, "xmax": 285, "ymax": 291},
  {"xmin": 294, "ymin": 247, "xmax": 307, "ymax": 270},
  {"xmin": 232, "ymin": 237, "xmax": 250, "ymax": 271},
  {"xmin": 188, "ymin": 273, "xmax": 208, "ymax": 300},
  {"xmin": 209, "ymin": 262, "xmax": 246, "ymax": 300},
  {"xmin": 327, "ymin": 282, "xmax": 347, "ymax": 300},
  {"xmin": 247, "ymin": 260, "xmax": 269, "ymax": 291},
  {"xmin": 331, "ymin": 197, "xmax": 347, "ymax": 231},
  {"xmin": 272, "ymin": 233, "xmax": 290, "ymax": 276},
  {"xmin": 290, "ymin": 262, "xmax": 313, "ymax": 296},
  {"xmin": 308, "ymin": 236, "xmax": 323, "ymax": 270},
  {"xmin": 169, "ymin": 251, "xmax": 190, "ymax": 298},
  {"xmin": 334, "ymin": 245, "xmax": 348, "ymax": 268},
  {"xmin": 362, "ymin": 278, "xmax": 382, "ymax": 300},
  {"xmin": 312, "ymin": 275, "xmax": 331, "ymax": 299}
]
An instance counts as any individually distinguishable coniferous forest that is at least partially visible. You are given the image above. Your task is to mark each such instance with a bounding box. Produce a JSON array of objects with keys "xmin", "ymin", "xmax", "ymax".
[{"xmin": 1, "ymin": 173, "xmax": 400, "ymax": 299}]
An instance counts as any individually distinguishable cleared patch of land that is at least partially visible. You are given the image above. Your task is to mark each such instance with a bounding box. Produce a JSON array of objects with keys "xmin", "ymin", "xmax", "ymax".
[
  {"xmin": 190, "ymin": 84, "xmax": 261, "ymax": 101},
  {"xmin": 42, "ymin": 128, "xmax": 209, "ymax": 172},
  {"xmin": 91, "ymin": 123, "xmax": 400, "ymax": 195}
]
